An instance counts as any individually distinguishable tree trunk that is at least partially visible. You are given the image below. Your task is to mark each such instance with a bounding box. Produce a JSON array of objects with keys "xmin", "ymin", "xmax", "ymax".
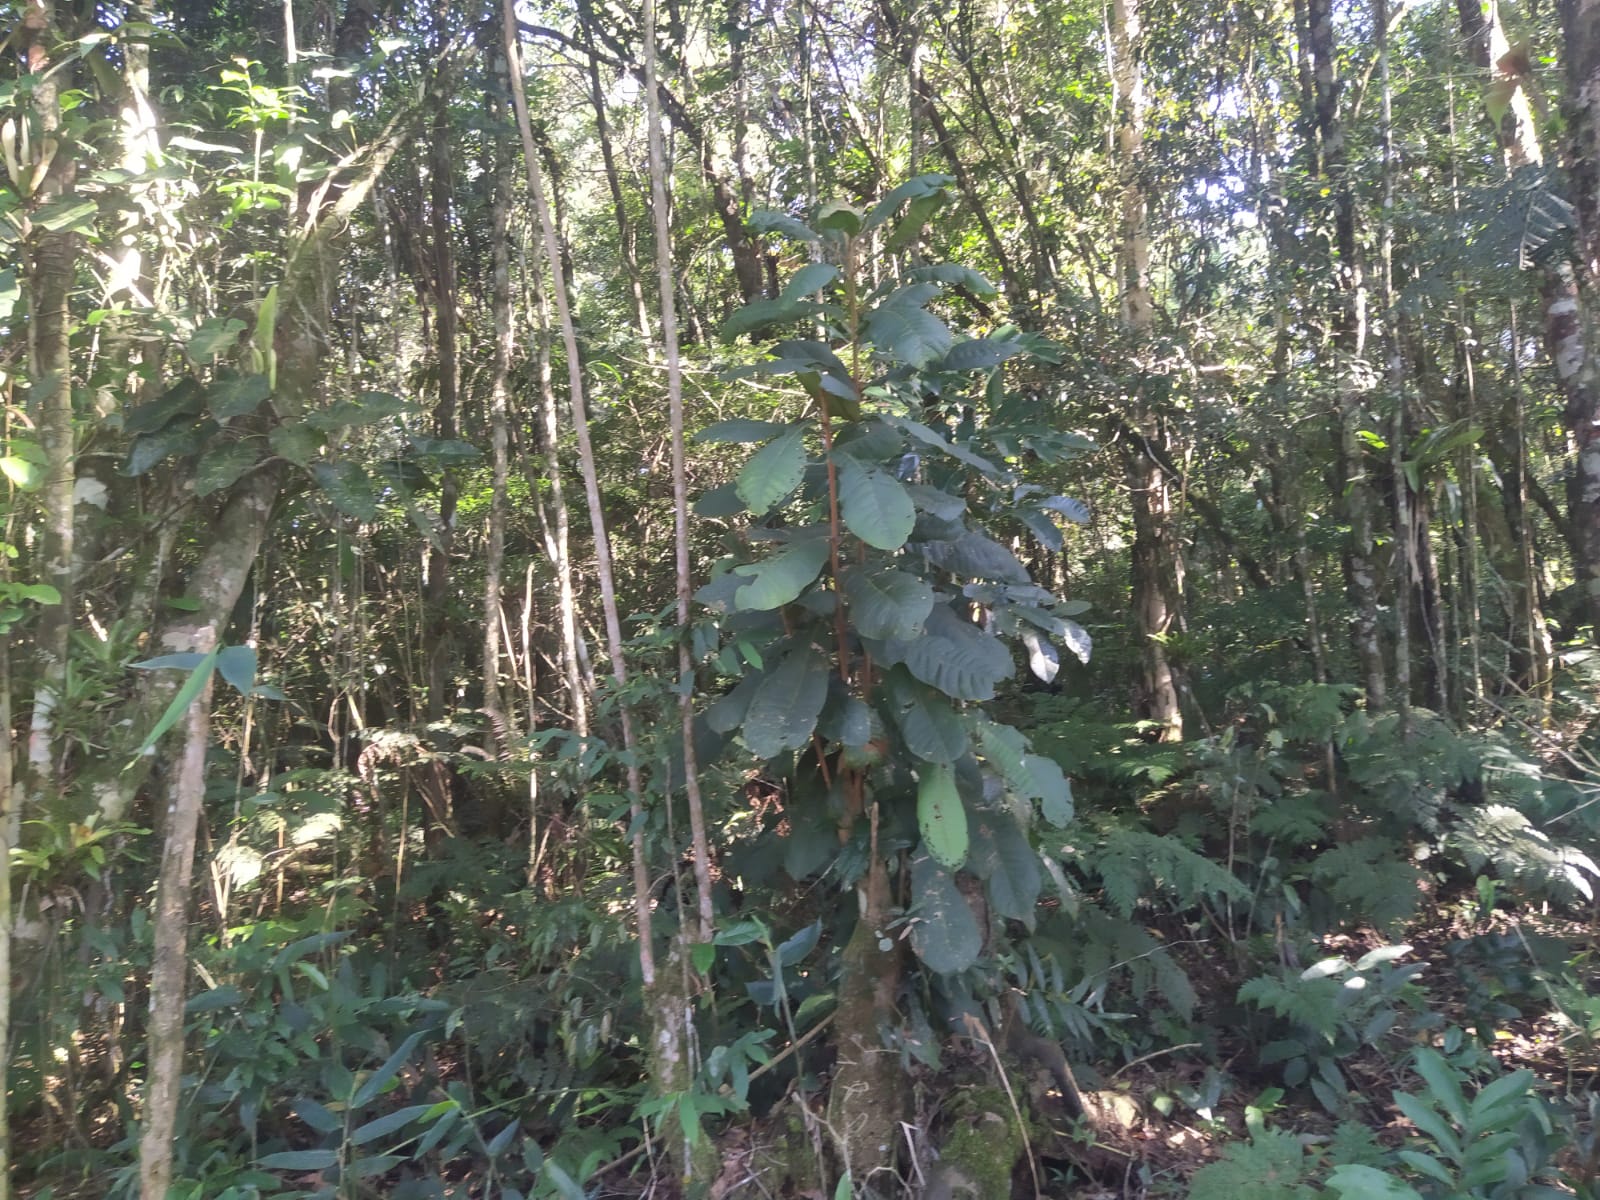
[
  {"xmin": 18, "ymin": 0, "xmax": 78, "ymax": 814},
  {"xmin": 139, "ymin": 660, "xmax": 215, "ymax": 1200},
  {"xmin": 1556, "ymin": 0, "xmax": 1600, "ymax": 635},
  {"xmin": 1307, "ymin": 0, "xmax": 1386, "ymax": 707},
  {"xmin": 484, "ymin": 56, "xmax": 515, "ymax": 753},
  {"xmin": 504, "ymin": 0, "xmax": 660, "ymax": 1038},
  {"xmin": 1111, "ymin": 0, "xmax": 1183, "ymax": 742},
  {"xmin": 577, "ymin": 0, "xmax": 654, "ymax": 349},
  {"xmin": 425, "ymin": 54, "xmax": 460, "ymax": 722}
]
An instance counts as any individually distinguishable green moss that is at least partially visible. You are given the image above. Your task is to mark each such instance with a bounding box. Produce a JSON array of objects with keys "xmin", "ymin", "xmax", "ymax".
[{"xmin": 938, "ymin": 1087, "xmax": 1025, "ymax": 1197}]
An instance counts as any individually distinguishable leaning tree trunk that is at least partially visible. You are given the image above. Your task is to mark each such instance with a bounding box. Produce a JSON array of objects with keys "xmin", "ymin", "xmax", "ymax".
[
  {"xmin": 137, "ymin": 34, "xmax": 406, "ymax": 1196},
  {"xmin": 502, "ymin": 0, "xmax": 667, "ymax": 1120},
  {"xmin": 1111, "ymin": 0, "xmax": 1184, "ymax": 742}
]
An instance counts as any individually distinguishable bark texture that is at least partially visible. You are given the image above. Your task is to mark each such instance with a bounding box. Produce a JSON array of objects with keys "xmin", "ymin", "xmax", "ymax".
[
  {"xmin": 1112, "ymin": 0, "xmax": 1183, "ymax": 742},
  {"xmin": 1308, "ymin": 0, "xmax": 1387, "ymax": 706}
]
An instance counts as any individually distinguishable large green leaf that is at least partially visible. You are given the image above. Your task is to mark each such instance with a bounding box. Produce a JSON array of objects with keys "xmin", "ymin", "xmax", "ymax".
[
  {"xmin": 940, "ymin": 337, "xmax": 1024, "ymax": 372},
  {"xmin": 736, "ymin": 424, "xmax": 808, "ymax": 516},
  {"xmin": 818, "ymin": 693, "xmax": 873, "ymax": 746},
  {"xmin": 720, "ymin": 296, "xmax": 823, "ymax": 341},
  {"xmin": 194, "ymin": 441, "xmax": 259, "ymax": 497},
  {"xmin": 743, "ymin": 647, "xmax": 829, "ymax": 758},
  {"xmin": 864, "ymin": 174, "xmax": 954, "ymax": 231},
  {"xmin": 187, "ymin": 317, "xmax": 247, "ymax": 364},
  {"xmin": 863, "ymin": 287, "xmax": 951, "ymax": 368},
  {"xmin": 259, "ymin": 1150, "xmax": 339, "ymax": 1171},
  {"xmin": 842, "ymin": 567, "xmax": 933, "ymax": 641},
  {"xmin": 733, "ymin": 537, "xmax": 830, "ymax": 611},
  {"xmin": 208, "ymin": 372, "xmax": 272, "ymax": 420},
  {"xmin": 1028, "ymin": 755, "xmax": 1073, "ymax": 826},
  {"xmin": 836, "ymin": 455, "xmax": 914, "ymax": 550},
  {"xmin": 893, "ymin": 604, "xmax": 1012, "ymax": 701},
  {"xmin": 307, "ymin": 390, "xmax": 411, "ymax": 431},
  {"xmin": 695, "ymin": 418, "xmax": 790, "ymax": 444},
  {"xmin": 917, "ymin": 763, "xmax": 968, "ymax": 870},
  {"xmin": 269, "ymin": 422, "xmax": 323, "ymax": 467},
  {"xmin": 909, "ymin": 853, "xmax": 982, "ymax": 974},
  {"xmin": 906, "ymin": 263, "xmax": 998, "ymax": 298},
  {"xmin": 706, "ymin": 674, "xmax": 760, "ymax": 734},
  {"xmin": 975, "ymin": 720, "xmax": 1073, "ymax": 826},
  {"xmin": 311, "ymin": 461, "xmax": 380, "ymax": 521},
  {"xmin": 781, "ymin": 262, "xmax": 839, "ymax": 300},
  {"xmin": 885, "ymin": 667, "xmax": 968, "ymax": 763},
  {"xmin": 748, "ymin": 210, "xmax": 820, "ymax": 242},
  {"xmin": 32, "ymin": 196, "xmax": 99, "ymax": 233},
  {"xmin": 888, "ymin": 416, "xmax": 1002, "ymax": 476},
  {"xmin": 923, "ymin": 530, "xmax": 1030, "ymax": 584},
  {"xmin": 969, "ymin": 810, "xmax": 1041, "ymax": 928},
  {"xmin": 126, "ymin": 419, "xmax": 213, "ymax": 476}
]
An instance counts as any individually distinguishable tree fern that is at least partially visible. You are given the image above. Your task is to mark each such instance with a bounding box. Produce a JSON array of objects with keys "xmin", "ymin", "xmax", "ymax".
[{"xmin": 1094, "ymin": 828, "xmax": 1250, "ymax": 919}]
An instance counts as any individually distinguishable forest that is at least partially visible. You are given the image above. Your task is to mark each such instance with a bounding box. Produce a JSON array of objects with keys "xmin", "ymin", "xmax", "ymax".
[{"xmin": 8, "ymin": 0, "xmax": 1600, "ymax": 1195}]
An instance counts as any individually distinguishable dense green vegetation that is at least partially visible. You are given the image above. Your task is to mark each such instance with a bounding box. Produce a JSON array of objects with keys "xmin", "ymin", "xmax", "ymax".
[{"xmin": 7, "ymin": 0, "xmax": 1600, "ymax": 1196}]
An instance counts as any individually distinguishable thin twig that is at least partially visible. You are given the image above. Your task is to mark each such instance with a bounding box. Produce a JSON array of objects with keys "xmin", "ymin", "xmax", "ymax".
[{"xmin": 1110, "ymin": 1042, "xmax": 1201, "ymax": 1080}]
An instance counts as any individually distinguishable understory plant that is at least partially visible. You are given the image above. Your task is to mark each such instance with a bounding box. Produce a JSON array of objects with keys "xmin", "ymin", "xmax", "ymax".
[{"xmin": 696, "ymin": 175, "xmax": 1091, "ymax": 1179}]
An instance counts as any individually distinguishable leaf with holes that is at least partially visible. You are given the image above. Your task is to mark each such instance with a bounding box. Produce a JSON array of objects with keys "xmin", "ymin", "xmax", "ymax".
[
  {"xmin": 885, "ymin": 667, "xmax": 968, "ymax": 764},
  {"xmin": 918, "ymin": 763, "xmax": 968, "ymax": 870},
  {"xmin": 909, "ymin": 854, "xmax": 982, "ymax": 974},
  {"xmin": 742, "ymin": 647, "xmax": 829, "ymax": 758},
  {"xmin": 837, "ymin": 455, "xmax": 915, "ymax": 550}
]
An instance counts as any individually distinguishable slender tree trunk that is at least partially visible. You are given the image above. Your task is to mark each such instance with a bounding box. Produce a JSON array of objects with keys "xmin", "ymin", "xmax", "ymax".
[
  {"xmin": 137, "ymin": 44, "xmax": 409, "ymax": 1187},
  {"xmin": 1379, "ymin": 0, "xmax": 1412, "ymax": 727},
  {"xmin": 1111, "ymin": 0, "xmax": 1182, "ymax": 742},
  {"xmin": 18, "ymin": 0, "xmax": 78, "ymax": 813},
  {"xmin": 139, "ymin": 661, "xmax": 215, "ymax": 1200},
  {"xmin": 484, "ymin": 63, "xmax": 515, "ymax": 753},
  {"xmin": 1308, "ymin": 0, "xmax": 1386, "ymax": 707},
  {"xmin": 577, "ymin": 0, "xmax": 654, "ymax": 349},
  {"xmin": 0, "ymin": 607, "xmax": 12, "ymax": 1199},
  {"xmin": 530, "ymin": 271, "xmax": 590, "ymax": 732},
  {"xmin": 644, "ymin": 0, "xmax": 714, "ymax": 947},
  {"xmin": 504, "ymin": 0, "xmax": 657, "ymax": 994},
  {"xmin": 425, "ymin": 54, "xmax": 460, "ymax": 722},
  {"xmin": 640, "ymin": 3, "xmax": 718, "ymax": 1185}
]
